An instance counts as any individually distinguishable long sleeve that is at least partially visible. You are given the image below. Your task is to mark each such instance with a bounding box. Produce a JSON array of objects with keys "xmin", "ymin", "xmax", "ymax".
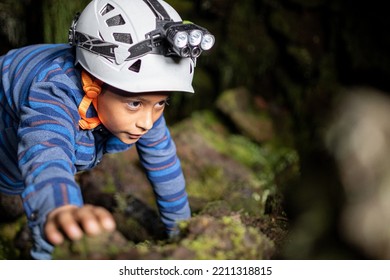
[
  {"xmin": 19, "ymin": 80, "xmax": 84, "ymax": 227},
  {"xmin": 136, "ymin": 115, "xmax": 190, "ymax": 234},
  {"xmin": 19, "ymin": 80, "xmax": 86, "ymax": 259}
]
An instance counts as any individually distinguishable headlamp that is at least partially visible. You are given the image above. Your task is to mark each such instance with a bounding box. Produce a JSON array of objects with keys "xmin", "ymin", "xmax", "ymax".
[{"xmin": 163, "ymin": 22, "xmax": 215, "ymax": 58}]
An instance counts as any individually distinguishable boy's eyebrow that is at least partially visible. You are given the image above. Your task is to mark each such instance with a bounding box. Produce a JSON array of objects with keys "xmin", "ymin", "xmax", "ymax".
[{"xmin": 125, "ymin": 95, "xmax": 169, "ymax": 104}]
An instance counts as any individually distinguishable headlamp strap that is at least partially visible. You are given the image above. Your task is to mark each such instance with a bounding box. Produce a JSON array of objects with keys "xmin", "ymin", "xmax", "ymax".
[
  {"xmin": 78, "ymin": 70, "xmax": 102, "ymax": 130},
  {"xmin": 74, "ymin": 31, "xmax": 164, "ymax": 62},
  {"xmin": 143, "ymin": 0, "xmax": 172, "ymax": 21}
]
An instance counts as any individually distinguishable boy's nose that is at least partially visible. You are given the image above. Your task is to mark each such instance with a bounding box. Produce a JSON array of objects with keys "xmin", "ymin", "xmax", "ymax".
[{"xmin": 136, "ymin": 110, "xmax": 154, "ymax": 131}]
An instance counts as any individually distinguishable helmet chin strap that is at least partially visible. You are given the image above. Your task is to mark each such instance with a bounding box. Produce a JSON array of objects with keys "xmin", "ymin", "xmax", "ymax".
[{"xmin": 78, "ymin": 70, "xmax": 103, "ymax": 130}]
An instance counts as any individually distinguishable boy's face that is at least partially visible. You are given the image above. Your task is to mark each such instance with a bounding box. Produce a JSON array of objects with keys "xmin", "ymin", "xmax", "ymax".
[{"xmin": 97, "ymin": 85, "xmax": 169, "ymax": 144}]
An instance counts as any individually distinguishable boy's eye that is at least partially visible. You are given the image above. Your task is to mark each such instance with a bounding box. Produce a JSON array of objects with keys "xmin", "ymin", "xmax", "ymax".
[
  {"xmin": 128, "ymin": 101, "xmax": 141, "ymax": 109},
  {"xmin": 155, "ymin": 99, "xmax": 169, "ymax": 109},
  {"xmin": 159, "ymin": 100, "xmax": 167, "ymax": 106}
]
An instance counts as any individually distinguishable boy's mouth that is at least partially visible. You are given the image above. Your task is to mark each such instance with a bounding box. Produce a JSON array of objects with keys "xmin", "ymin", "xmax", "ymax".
[{"xmin": 128, "ymin": 133, "xmax": 143, "ymax": 140}]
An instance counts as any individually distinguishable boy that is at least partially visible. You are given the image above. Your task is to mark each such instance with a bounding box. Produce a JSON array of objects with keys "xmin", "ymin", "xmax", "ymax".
[{"xmin": 0, "ymin": 0, "xmax": 214, "ymax": 259}]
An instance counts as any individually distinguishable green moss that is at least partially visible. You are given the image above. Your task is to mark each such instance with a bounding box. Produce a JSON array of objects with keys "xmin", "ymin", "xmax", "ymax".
[
  {"xmin": 101, "ymin": 174, "xmax": 116, "ymax": 194},
  {"xmin": 221, "ymin": 216, "xmax": 245, "ymax": 245},
  {"xmin": 114, "ymin": 193, "xmax": 128, "ymax": 213},
  {"xmin": 0, "ymin": 217, "xmax": 27, "ymax": 259},
  {"xmin": 182, "ymin": 235, "xmax": 223, "ymax": 259},
  {"xmin": 186, "ymin": 165, "xmax": 227, "ymax": 201},
  {"xmin": 186, "ymin": 111, "xmax": 300, "ymax": 190},
  {"xmin": 53, "ymin": 232, "xmax": 134, "ymax": 259},
  {"xmin": 178, "ymin": 216, "xmax": 273, "ymax": 259}
]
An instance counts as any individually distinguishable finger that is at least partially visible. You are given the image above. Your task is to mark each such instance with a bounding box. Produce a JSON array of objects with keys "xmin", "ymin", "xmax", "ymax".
[
  {"xmin": 76, "ymin": 206, "xmax": 102, "ymax": 236},
  {"xmin": 93, "ymin": 206, "xmax": 116, "ymax": 232},
  {"xmin": 56, "ymin": 209, "xmax": 83, "ymax": 241},
  {"xmin": 45, "ymin": 220, "xmax": 65, "ymax": 245}
]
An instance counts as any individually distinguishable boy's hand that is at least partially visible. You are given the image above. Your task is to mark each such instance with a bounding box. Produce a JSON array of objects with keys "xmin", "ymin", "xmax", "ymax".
[{"xmin": 44, "ymin": 204, "xmax": 116, "ymax": 245}]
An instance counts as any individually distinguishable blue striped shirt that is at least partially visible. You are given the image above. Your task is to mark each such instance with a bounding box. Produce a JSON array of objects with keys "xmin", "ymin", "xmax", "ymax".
[{"xmin": 0, "ymin": 44, "xmax": 190, "ymax": 258}]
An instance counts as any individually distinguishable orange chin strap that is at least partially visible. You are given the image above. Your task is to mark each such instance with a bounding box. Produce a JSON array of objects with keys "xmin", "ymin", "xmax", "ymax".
[{"xmin": 78, "ymin": 70, "xmax": 103, "ymax": 130}]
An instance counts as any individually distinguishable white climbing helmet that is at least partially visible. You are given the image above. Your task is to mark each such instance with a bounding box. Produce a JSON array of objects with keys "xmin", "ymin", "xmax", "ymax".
[{"xmin": 69, "ymin": 0, "xmax": 215, "ymax": 93}]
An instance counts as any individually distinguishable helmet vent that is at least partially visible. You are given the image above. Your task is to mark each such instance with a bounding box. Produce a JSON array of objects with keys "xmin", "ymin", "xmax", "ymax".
[
  {"xmin": 106, "ymin": 15, "xmax": 126, "ymax": 26},
  {"xmin": 113, "ymin": 33, "xmax": 133, "ymax": 44},
  {"xmin": 129, "ymin": 59, "xmax": 142, "ymax": 73},
  {"xmin": 101, "ymin": 4, "xmax": 115, "ymax": 16}
]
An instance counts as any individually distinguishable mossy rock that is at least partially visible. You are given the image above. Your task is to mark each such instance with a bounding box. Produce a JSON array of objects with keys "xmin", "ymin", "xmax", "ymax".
[
  {"xmin": 0, "ymin": 217, "xmax": 30, "ymax": 259},
  {"xmin": 216, "ymin": 88, "xmax": 275, "ymax": 143},
  {"xmin": 175, "ymin": 215, "xmax": 275, "ymax": 259},
  {"xmin": 53, "ymin": 231, "xmax": 133, "ymax": 260}
]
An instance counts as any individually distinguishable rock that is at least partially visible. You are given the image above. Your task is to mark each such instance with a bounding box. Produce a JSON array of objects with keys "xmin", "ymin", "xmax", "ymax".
[
  {"xmin": 172, "ymin": 113, "xmax": 266, "ymax": 215},
  {"xmin": 0, "ymin": 193, "xmax": 24, "ymax": 222},
  {"xmin": 216, "ymin": 88, "xmax": 275, "ymax": 143},
  {"xmin": 113, "ymin": 194, "xmax": 166, "ymax": 241},
  {"xmin": 176, "ymin": 215, "xmax": 275, "ymax": 259},
  {"xmin": 53, "ymin": 230, "xmax": 131, "ymax": 260}
]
